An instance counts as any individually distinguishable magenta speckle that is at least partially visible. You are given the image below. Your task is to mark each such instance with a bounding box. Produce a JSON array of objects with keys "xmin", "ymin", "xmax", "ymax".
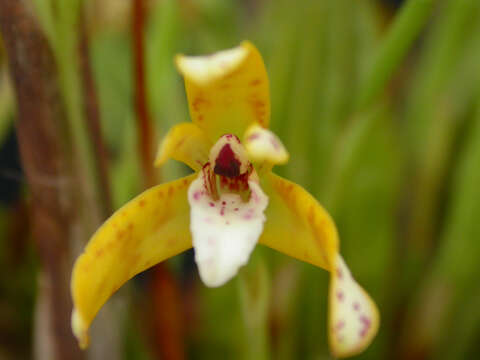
[
  {"xmin": 222, "ymin": 201, "xmax": 226, "ymax": 205},
  {"xmin": 247, "ymin": 133, "xmax": 260, "ymax": 141},
  {"xmin": 337, "ymin": 267, "xmax": 343, "ymax": 279},
  {"xmin": 336, "ymin": 291, "xmax": 344, "ymax": 302},
  {"xmin": 270, "ymin": 136, "xmax": 280, "ymax": 150},
  {"xmin": 194, "ymin": 191, "xmax": 201, "ymax": 200},
  {"xmin": 336, "ymin": 320, "xmax": 345, "ymax": 331},
  {"xmin": 359, "ymin": 315, "xmax": 372, "ymax": 338},
  {"xmin": 353, "ymin": 302, "xmax": 360, "ymax": 311},
  {"xmin": 209, "ymin": 202, "xmax": 215, "ymax": 207},
  {"xmin": 220, "ymin": 207, "xmax": 225, "ymax": 216}
]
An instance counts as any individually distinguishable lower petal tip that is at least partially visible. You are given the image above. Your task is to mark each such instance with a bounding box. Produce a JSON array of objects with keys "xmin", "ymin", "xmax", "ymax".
[
  {"xmin": 71, "ymin": 309, "xmax": 90, "ymax": 350},
  {"xmin": 329, "ymin": 254, "xmax": 379, "ymax": 358}
]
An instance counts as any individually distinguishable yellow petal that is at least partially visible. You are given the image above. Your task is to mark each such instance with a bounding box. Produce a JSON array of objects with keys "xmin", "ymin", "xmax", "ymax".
[
  {"xmin": 71, "ymin": 175, "xmax": 195, "ymax": 348},
  {"xmin": 259, "ymin": 172, "xmax": 338, "ymax": 271},
  {"xmin": 176, "ymin": 41, "xmax": 270, "ymax": 141},
  {"xmin": 243, "ymin": 123, "xmax": 289, "ymax": 172},
  {"xmin": 154, "ymin": 122, "xmax": 211, "ymax": 171},
  {"xmin": 329, "ymin": 254, "xmax": 379, "ymax": 358}
]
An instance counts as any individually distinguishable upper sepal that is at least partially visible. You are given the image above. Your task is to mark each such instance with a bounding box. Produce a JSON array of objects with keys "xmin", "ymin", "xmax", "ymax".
[{"xmin": 176, "ymin": 41, "xmax": 271, "ymax": 141}]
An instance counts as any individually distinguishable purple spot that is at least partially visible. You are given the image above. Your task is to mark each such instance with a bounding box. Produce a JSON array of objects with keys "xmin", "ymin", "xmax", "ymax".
[
  {"xmin": 337, "ymin": 267, "xmax": 343, "ymax": 279},
  {"xmin": 220, "ymin": 207, "xmax": 225, "ymax": 216},
  {"xmin": 353, "ymin": 302, "xmax": 360, "ymax": 311},
  {"xmin": 209, "ymin": 202, "xmax": 215, "ymax": 207},
  {"xmin": 222, "ymin": 201, "xmax": 226, "ymax": 205},
  {"xmin": 359, "ymin": 315, "xmax": 371, "ymax": 338},
  {"xmin": 336, "ymin": 291, "xmax": 344, "ymax": 302},
  {"xmin": 270, "ymin": 136, "xmax": 280, "ymax": 150},
  {"xmin": 194, "ymin": 191, "xmax": 201, "ymax": 200},
  {"xmin": 247, "ymin": 133, "xmax": 260, "ymax": 141},
  {"xmin": 336, "ymin": 320, "xmax": 345, "ymax": 331}
]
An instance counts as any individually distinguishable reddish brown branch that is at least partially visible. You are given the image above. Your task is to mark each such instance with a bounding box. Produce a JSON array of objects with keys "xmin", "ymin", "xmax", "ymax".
[
  {"xmin": 131, "ymin": 2, "xmax": 185, "ymax": 358},
  {"xmin": 132, "ymin": 0, "xmax": 155, "ymax": 188},
  {"xmin": 0, "ymin": 1, "xmax": 83, "ymax": 360},
  {"xmin": 78, "ymin": 10, "xmax": 113, "ymax": 216}
]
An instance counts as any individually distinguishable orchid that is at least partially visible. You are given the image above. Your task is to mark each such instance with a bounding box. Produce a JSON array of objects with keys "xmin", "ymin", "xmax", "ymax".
[{"xmin": 71, "ymin": 41, "xmax": 379, "ymax": 358}]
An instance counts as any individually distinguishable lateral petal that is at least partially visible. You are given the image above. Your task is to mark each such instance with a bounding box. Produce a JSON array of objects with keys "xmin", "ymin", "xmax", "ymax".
[
  {"xmin": 244, "ymin": 123, "xmax": 289, "ymax": 172},
  {"xmin": 154, "ymin": 122, "xmax": 211, "ymax": 171},
  {"xmin": 71, "ymin": 175, "xmax": 195, "ymax": 348},
  {"xmin": 259, "ymin": 172, "xmax": 338, "ymax": 270},
  {"xmin": 176, "ymin": 41, "xmax": 270, "ymax": 141}
]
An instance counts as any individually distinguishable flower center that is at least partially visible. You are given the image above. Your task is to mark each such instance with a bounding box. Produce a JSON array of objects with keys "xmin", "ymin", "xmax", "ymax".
[
  {"xmin": 214, "ymin": 143, "xmax": 240, "ymax": 178},
  {"xmin": 204, "ymin": 134, "xmax": 253, "ymax": 200}
]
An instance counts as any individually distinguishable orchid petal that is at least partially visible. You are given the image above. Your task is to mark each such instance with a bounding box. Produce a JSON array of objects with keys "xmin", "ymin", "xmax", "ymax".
[
  {"xmin": 71, "ymin": 175, "xmax": 195, "ymax": 348},
  {"xmin": 329, "ymin": 254, "xmax": 380, "ymax": 358},
  {"xmin": 176, "ymin": 41, "xmax": 270, "ymax": 141},
  {"xmin": 259, "ymin": 173, "xmax": 379, "ymax": 356},
  {"xmin": 244, "ymin": 123, "xmax": 289, "ymax": 170},
  {"xmin": 259, "ymin": 172, "xmax": 338, "ymax": 270},
  {"xmin": 188, "ymin": 173, "xmax": 268, "ymax": 287},
  {"xmin": 154, "ymin": 122, "xmax": 211, "ymax": 171}
]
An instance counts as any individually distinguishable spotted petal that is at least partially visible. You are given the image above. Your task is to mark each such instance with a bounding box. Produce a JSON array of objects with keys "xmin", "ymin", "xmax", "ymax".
[
  {"xmin": 329, "ymin": 254, "xmax": 379, "ymax": 358},
  {"xmin": 188, "ymin": 173, "xmax": 268, "ymax": 287},
  {"xmin": 259, "ymin": 173, "xmax": 378, "ymax": 356},
  {"xmin": 259, "ymin": 172, "xmax": 338, "ymax": 270},
  {"xmin": 176, "ymin": 41, "xmax": 270, "ymax": 141},
  {"xmin": 71, "ymin": 175, "xmax": 195, "ymax": 348}
]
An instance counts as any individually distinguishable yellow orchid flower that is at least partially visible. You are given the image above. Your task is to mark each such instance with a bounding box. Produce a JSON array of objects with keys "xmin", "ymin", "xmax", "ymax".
[{"xmin": 71, "ymin": 41, "xmax": 379, "ymax": 358}]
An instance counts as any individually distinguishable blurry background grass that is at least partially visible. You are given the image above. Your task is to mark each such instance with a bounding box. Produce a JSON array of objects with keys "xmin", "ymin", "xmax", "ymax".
[{"xmin": 1, "ymin": 0, "xmax": 480, "ymax": 359}]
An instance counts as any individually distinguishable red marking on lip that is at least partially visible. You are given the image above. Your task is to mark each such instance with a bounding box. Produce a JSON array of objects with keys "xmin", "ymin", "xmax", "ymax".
[
  {"xmin": 209, "ymin": 202, "xmax": 215, "ymax": 207},
  {"xmin": 336, "ymin": 291, "xmax": 345, "ymax": 302},
  {"xmin": 193, "ymin": 192, "xmax": 202, "ymax": 200},
  {"xmin": 214, "ymin": 143, "xmax": 241, "ymax": 178}
]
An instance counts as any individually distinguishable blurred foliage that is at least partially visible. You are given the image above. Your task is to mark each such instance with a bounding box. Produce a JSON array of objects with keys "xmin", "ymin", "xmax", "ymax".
[{"xmin": 1, "ymin": 0, "xmax": 480, "ymax": 359}]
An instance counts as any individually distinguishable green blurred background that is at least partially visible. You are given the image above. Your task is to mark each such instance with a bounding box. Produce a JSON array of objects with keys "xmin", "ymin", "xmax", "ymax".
[{"xmin": 1, "ymin": 0, "xmax": 480, "ymax": 359}]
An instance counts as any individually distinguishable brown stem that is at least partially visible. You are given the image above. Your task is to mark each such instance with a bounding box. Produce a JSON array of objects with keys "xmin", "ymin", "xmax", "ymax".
[
  {"xmin": 131, "ymin": 2, "xmax": 184, "ymax": 358},
  {"xmin": 78, "ymin": 9, "xmax": 113, "ymax": 216},
  {"xmin": 0, "ymin": 2, "xmax": 83, "ymax": 360},
  {"xmin": 132, "ymin": 0, "xmax": 155, "ymax": 188}
]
